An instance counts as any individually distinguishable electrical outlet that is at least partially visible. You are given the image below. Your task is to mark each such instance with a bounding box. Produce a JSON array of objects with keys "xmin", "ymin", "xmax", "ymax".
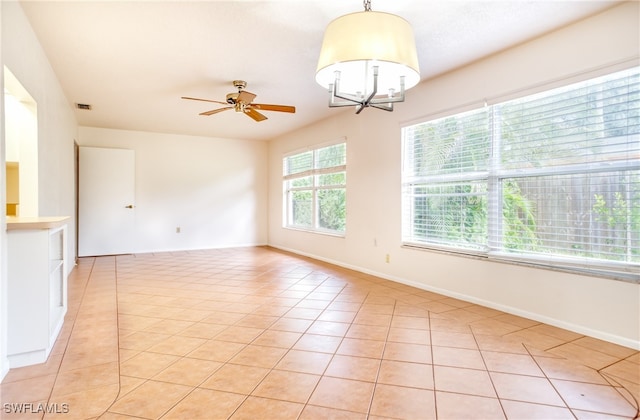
[
  {"xmin": 385, "ymin": 254, "xmax": 390, "ymax": 263},
  {"xmin": 176, "ymin": 227, "xmax": 181, "ymax": 233}
]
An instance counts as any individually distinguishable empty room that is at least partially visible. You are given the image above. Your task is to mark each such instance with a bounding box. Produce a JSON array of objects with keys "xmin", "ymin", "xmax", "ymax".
[{"xmin": 1, "ymin": 1, "xmax": 638, "ymax": 419}]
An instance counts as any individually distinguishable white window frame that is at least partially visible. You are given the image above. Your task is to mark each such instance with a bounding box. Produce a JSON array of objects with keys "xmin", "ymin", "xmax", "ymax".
[
  {"xmin": 402, "ymin": 67, "xmax": 640, "ymax": 282},
  {"xmin": 283, "ymin": 140, "xmax": 347, "ymax": 236}
]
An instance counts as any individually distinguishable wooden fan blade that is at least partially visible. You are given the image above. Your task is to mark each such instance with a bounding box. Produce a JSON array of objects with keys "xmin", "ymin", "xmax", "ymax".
[
  {"xmin": 237, "ymin": 90, "xmax": 257, "ymax": 104},
  {"xmin": 200, "ymin": 107, "xmax": 232, "ymax": 116},
  {"xmin": 252, "ymin": 103, "xmax": 296, "ymax": 113},
  {"xmin": 244, "ymin": 108, "xmax": 267, "ymax": 122},
  {"xmin": 182, "ymin": 96, "xmax": 228, "ymax": 105}
]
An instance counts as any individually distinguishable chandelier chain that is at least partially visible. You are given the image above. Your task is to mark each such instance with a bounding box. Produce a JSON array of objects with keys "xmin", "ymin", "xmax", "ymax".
[{"xmin": 363, "ymin": 0, "xmax": 371, "ymax": 12}]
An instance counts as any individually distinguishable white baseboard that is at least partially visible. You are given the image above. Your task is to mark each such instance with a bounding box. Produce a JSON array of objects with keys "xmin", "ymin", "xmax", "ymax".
[{"xmin": 269, "ymin": 245, "xmax": 640, "ymax": 350}]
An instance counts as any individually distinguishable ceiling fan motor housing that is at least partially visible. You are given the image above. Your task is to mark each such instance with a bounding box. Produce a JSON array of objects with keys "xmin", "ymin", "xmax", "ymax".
[{"xmin": 226, "ymin": 92, "xmax": 239, "ymax": 104}]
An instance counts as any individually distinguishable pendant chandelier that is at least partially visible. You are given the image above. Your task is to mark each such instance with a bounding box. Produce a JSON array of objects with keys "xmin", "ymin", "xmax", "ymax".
[{"xmin": 315, "ymin": 0, "xmax": 420, "ymax": 113}]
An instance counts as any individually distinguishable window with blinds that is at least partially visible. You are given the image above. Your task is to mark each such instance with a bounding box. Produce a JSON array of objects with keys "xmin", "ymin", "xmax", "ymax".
[
  {"xmin": 402, "ymin": 67, "xmax": 639, "ymax": 280},
  {"xmin": 283, "ymin": 142, "xmax": 346, "ymax": 234}
]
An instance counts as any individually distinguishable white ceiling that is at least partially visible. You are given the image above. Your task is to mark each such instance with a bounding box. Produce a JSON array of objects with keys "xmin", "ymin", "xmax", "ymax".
[{"xmin": 19, "ymin": 0, "xmax": 619, "ymax": 141}]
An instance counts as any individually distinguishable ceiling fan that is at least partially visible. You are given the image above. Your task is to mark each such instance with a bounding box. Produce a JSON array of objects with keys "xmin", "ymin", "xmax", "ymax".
[{"xmin": 182, "ymin": 80, "xmax": 296, "ymax": 122}]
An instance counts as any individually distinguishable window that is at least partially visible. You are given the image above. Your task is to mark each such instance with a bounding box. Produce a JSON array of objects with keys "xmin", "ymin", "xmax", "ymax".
[
  {"xmin": 402, "ymin": 67, "xmax": 640, "ymax": 280},
  {"xmin": 284, "ymin": 141, "xmax": 347, "ymax": 234}
]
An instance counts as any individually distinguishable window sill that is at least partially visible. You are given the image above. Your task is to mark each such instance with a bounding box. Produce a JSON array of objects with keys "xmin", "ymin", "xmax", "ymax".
[
  {"xmin": 284, "ymin": 226, "xmax": 345, "ymax": 238},
  {"xmin": 401, "ymin": 243, "xmax": 639, "ymax": 284}
]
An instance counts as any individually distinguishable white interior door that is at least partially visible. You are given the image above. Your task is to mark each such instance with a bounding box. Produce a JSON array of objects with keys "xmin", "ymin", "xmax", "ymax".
[{"xmin": 78, "ymin": 147, "xmax": 135, "ymax": 256}]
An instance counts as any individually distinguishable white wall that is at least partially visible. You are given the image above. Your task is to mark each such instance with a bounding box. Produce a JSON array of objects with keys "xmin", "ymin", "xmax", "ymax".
[
  {"xmin": 268, "ymin": 2, "xmax": 640, "ymax": 349},
  {"xmin": 0, "ymin": 0, "xmax": 7, "ymax": 383},
  {"xmin": 1, "ymin": 1, "xmax": 78, "ymax": 380},
  {"xmin": 78, "ymin": 127, "xmax": 268, "ymax": 253}
]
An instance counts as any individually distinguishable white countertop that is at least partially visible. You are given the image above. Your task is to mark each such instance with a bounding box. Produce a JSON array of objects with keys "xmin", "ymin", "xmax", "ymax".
[{"xmin": 6, "ymin": 216, "xmax": 70, "ymax": 231}]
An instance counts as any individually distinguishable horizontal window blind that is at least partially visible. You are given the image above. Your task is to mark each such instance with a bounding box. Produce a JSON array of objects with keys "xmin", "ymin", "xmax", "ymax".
[{"xmin": 402, "ymin": 67, "xmax": 639, "ymax": 280}]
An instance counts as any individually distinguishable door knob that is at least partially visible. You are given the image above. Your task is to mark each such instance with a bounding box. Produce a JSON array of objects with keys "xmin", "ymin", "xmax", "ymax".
[{"xmin": 125, "ymin": 204, "xmax": 135, "ymax": 209}]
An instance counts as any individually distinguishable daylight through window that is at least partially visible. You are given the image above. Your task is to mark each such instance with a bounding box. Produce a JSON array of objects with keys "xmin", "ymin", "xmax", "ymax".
[
  {"xmin": 284, "ymin": 141, "xmax": 347, "ymax": 235},
  {"xmin": 402, "ymin": 67, "xmax": 640, "ymax": 280}
]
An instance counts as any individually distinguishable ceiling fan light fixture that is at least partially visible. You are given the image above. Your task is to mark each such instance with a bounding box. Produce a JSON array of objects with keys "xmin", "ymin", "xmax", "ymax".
[{"xmin": 315, "ymin": 1, "xmax": 420, "ymax": 113}]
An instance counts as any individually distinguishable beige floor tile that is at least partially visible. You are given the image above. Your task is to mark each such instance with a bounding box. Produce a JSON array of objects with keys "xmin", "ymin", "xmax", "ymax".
[
  {"xmin": 337, "ymin": 338, "xmax": 385, "ymax": 359},
  {"xmin": 306, "ymin": 320, "xmax": 350, "ymax": 337},
  {"xmin": 213, "ymin": 325, "xmax": 264, "ymax": 344},
  {"xmin": 284, "ymin": 307, "xmax": 323, "ymax": 320},
  {"xmin": 505, "ymin": 329, "xmax": 568, "ymax": 351},
  {"xmin": 433, "ymin": 346, "xmax": 485, "ymax": 370},
  {"xmin": 50, "ymin": 361, "xmax": 119, "ymax": 398},
  {"xmin": 345, "ymin": 324, "xmax": 389, "ymax": 341},
  {"xmin": 234, "ymin": 314, "xmax": 279, "ymax": 329},
  {"xmin": 230, "ymin": 396, "xmax": 304, "ymax": 420},
  {"xmin": 308, "ymin": 377, "xmax": 375, "ymax": 414},
  {"xmin": 275, "ymin": 350, "xmax": 333, "ymax": 375},
  {"xmin": 431, "ymin": 331, "xmax": 478, "ymax": 349},
  {"xmin": 200, "ymin": 363, "xmax": 270, "ymax": 394},
  {"xmin": 534, "ymin": 355, "xmax": 611, "ymax": 384},
  {"xmin": 117, "ymin": 314, "xmax": 164, "ymax": 331},
  {"xmin": 369, "ymin": 383, "xmax": 436, "ymax": 419},
  {"xmin": 251, "ymin": 369, "xmax": 321, "ymax": 403},
  {"xmin": 352, "ymin": 313, "xmax": 392, "ymax": 327},
  {"xmin": 490, "ymin": 372, "xmax": 565, "ymax": 406},
  {"xmin": 1, "ymin": 353, "xmax": 64, "ymax": 383},
  {"xmin": 551, "ymin": 379, "xmax": 638, "ymax": 417},
  {"xmin": 474, "ymin": 333, "xmax": 529, "ymax": 354},
  {"xmin": 528, "ymin": 324, "xmax": 584, "ymax": 342},
  {"xmin": 317, "ymin": 310, "xmax": 356, "ymax": 323},
  {"xmin": 119, "ymin": 352, "xmax": 179, "ymax": 379},
  {"xmin": 429, "ymin": 317, "xmax": 473, "ymax": 334},
  {"xmin": 492, "ymin": 313, "xmax": 541, "ymax": 329},
  {"xmin": 187, "ymin": 339, "xmax": 246, "ymax": 362},
  {"xmin": 293, "ymin": 333, "xmax": 342, "ymax": 353},
  {"xmin": 118, "ymin": 330, "xmax": 171, "ymax": 351},
  {"xmin": 299, "ymin": 404, "xmax": 367, "ymax": 419},
  {"xmin": 108, "ymin": 380, "xmax": 191, "ymax": 418},
  {"xmin": 45, "ymin": 383, "xmax": 119, "ymax": 419},
  {"xmin": 325, "ymin": 355, "xmax": 381, "ymax": 382},
  {"xmin": 383, "ymin": 341, "xmax": 432, "ymax": 364},
  {"xmin": 500, "ymin": 400, "xmax": 575, "ymax": 419},
  {"xmin": 601, "ymin": 359, "xmax": 640, "ymax": 387},
  {"xmin": 269, "ymin": 317, "xmax": 313, "ymax": 333},
  {"xmin": 441, "ymin": 309, "xmax": 484, "ymax": 324},
  {"xmin": 435, "ymin": 391, "xmax": 505, "ymax": 420},
  {"xmin": 482, "ymin": 350, "xmax": 544, "ymax": 376},
  {"xmin": 146, "ymin": 335, "xmax": 207, "ymax": 356},
  {"xmin": 295, "ymin": 298, "xmax": 335, "ymax": 311},
  {"xmin": 0, "ymin": 374, "xmax": 57, "ymax": 404},
  {"xmin": 161, "ymin": 388, "xmax": 245, "ymax": 420},
  {"xmin": 572, "ymin": 337, "xmax": 638, "ymax": 360},
  {"xmin": 386, "ymin": 326, "xmax": 430, "ymax": 345},
  {"xmin": 547, "ymin": 343, "xmax": 622, "ymax": 370},
  {"xmin": 390, "ymin": 315, "xmax": 430, "ymax": 330},
  {"xmin": 251, "ymin": 330, "xmax": 302, "ymax": 348},
  {"xmin": 228, "ymin": 344, "xmax": 288, "ymax": 369},
  {"xmin": 200, "ymin": 311, "xmax": 246, "ymax": 325},
  {"xmin": 116, "ymin": 376, "xmax": 145, "ymax": 400},
  {"xmin": 175, "ymin": 321, "xmax": 226, "ymax": 339},
  {"xmin": 433, "ymin": 365, "xmax": 496, "ymax": 398},
  {"xmin": 152, "ymin": 357, "xmax": 222, "ymax": 386},
  {"xmin": 377, "ymin": 360, "xmax": 434, "ymax": 389},
  {"xmin": 469, "ymin": 318, "xmax": 525, "ymax": 335}
]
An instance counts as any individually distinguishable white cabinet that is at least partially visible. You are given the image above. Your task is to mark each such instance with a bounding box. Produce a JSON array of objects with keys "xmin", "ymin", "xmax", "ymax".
[{"xmin": 6, "ymin": 217, "xmax": 69, "ymax": 368}]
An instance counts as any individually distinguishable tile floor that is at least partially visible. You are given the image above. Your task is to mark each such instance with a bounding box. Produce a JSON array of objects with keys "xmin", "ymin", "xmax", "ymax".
[{"xmin": 1, "ymin": 246, "xmax": 638, "ymax": 419}]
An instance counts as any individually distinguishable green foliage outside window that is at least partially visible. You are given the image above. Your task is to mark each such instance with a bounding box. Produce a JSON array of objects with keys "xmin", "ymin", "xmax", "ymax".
[{"xmin": 284, "ymin": 143, "xmax": 347, "ymax": 234}]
